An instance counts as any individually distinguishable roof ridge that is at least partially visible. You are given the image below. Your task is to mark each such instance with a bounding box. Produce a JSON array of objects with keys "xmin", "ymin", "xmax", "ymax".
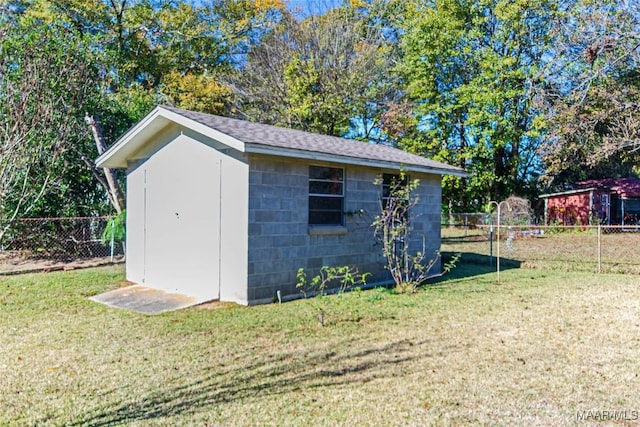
[{"xmin": 159, "ymin": 105, "xmax": 464, "ymax": 175}]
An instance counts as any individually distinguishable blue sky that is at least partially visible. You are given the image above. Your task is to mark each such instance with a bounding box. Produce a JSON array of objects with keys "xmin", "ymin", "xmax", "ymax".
[{"xmin": 284, "ymin": 0, "xmax": 343, "ymax": 17}]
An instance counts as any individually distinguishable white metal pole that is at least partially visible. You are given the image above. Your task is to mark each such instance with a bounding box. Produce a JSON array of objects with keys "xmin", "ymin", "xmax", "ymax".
[
  {"xmin": 497, "ymin": 204, "xmax": 501, "ymax": 283},
  {"xmin": 110, "ymin": 219, "xmax": 115, "ymax": 262}
]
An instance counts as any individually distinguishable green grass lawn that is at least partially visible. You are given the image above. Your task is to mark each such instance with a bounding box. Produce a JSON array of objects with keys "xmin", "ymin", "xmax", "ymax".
[{"xmin": 2, "ymin": 264, "xmax": 640, "ymax": 426}]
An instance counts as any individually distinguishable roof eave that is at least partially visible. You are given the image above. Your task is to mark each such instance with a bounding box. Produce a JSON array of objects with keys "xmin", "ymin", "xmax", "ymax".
[
  {"xmin": 96, "ymin": 106, "xmax": 246, "ymax": 169},
  {"xmin": 539, "ymin": 187, "xmax": 603, "ymax": 198},
  {"xmin": 96, "ymin": 106, "xmax": 164, "ymax": 168},
  {"xmin": 245, "ymin": 144, "xmax": 467, "ymax": 177}
]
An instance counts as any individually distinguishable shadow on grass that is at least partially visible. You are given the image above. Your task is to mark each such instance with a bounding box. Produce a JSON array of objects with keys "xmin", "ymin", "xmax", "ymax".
[
  {"xmin": 441, "ymin": 233, "xmax": 488, "ymax": 243},
  {"xmin": 64, "ymin": 337, "xmax": 434, "ymax": 426},
  {"xmin": 431, "ymin": 251, "xmax": 522, "ymax": 284}
]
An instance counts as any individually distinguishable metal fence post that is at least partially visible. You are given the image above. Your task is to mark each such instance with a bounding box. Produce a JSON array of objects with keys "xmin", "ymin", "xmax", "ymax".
[
  {"xmin": 110, "ymin": 219, "xmax": 115, "ymax": 262},
  {"xmin": 597, "ymin": 224, "xmax": 601, "ymax": 274},
  {"xmin": 438, "ymin": 223, "xmax": 639, "ymax": 275},
  {"xmin": 464, "ymin": 215, "xmax": 468, "ymax": 237},
  {"xmin": 489, "ymin": 225, "xmax": 494, "ymax": 267}
]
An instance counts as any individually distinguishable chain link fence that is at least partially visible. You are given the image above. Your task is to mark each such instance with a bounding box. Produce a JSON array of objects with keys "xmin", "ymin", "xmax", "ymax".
[
  {"xmin": 442, "ymin": 224, "xmax": 640, "ymax": 275},
  {"xmin": 442, "ymin": 212, "xmax": 487, "ymax": 227},
  {"xmin": 4, "ymin": 216, "xmax": 637, "ymax": 275},
  {"xmin": 0, "ymin": 217, "xmax": 124, "ymax": 273}
]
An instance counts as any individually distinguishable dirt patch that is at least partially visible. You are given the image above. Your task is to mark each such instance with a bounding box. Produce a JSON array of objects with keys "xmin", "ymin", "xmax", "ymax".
[
  {"xmin": 196, "ymin": 300, "xmax": 237, "ymax": 310},
  {"xmin": 0, "ymin": 251, "xmax": 124, "ymax": 275}
]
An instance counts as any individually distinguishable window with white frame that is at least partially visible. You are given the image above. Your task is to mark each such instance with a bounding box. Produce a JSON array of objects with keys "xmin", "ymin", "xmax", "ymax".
[{"xmin": 308, "ymin": 166, "xmax": 344, "ymax": 226}]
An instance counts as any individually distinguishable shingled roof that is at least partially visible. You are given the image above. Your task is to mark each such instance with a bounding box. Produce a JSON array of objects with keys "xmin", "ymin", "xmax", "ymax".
[
  {"xmin": 97, "ymin": 105, "xmax": 466, "ymax": 177},
  {"xmin": 575, "ymin": 178, "xmax": 640, "ymax": 198},
  {"xmin": 540, "ymin": 177, "xmax": 640, "ymax": 199}
]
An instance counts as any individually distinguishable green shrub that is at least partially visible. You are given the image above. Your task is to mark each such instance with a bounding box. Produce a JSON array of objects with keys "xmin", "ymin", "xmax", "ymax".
[{"xmin": 101, "ymin": 210, "xmax": 126, "ymax": 245}]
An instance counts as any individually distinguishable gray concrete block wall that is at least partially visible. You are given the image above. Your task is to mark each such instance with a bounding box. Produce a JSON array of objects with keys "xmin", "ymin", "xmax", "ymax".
[
  {"xmin": 408, "ymin": 174, "xmax": 443, "ymax": 274},
  {"xmin": 246, "ymin": 154, "xmax": 442, "ymax": 304},
  {"xmin": 247, "ymin": 156, "xmax": 308, "ymax": 303}
]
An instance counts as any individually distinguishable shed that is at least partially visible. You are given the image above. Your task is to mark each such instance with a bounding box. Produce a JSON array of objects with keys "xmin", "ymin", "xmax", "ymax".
[
  {"xmin": 541, "ymin": 178, "xmax": 640, "ymax": 225},
  {"xmin": 96, "ymin": 106, "xmax": 466, "ymax": 305}
]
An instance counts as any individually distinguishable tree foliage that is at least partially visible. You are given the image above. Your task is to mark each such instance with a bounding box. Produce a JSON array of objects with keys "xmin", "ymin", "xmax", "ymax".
[
  {"xmin": 0, "ymin": 17, "xmax": 98, "ymax": 230},
  {"xmin": 2, "ymin": 0, "xmax": 640, "ymax": 223},
  {"xmin": 539, "ymin": 0, "xmax": 640, "ymax": 189},
  {"xmin": 397, "ymin": 0, "xmax": 558, "ymax": 210},
  {"xmin": 237, "ymin": 0, "xmax": 400, "ymax": 137},
  {"xmin": 23, "ymin": 0, "xmax": 283, "ymax": 114},
  {"xmin": 0, "ymin": 0, "xmax": 284, "ymax": 221}
]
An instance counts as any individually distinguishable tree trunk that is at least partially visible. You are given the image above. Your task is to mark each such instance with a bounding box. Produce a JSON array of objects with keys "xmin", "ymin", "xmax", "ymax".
[{"xmin": 85, "ymin": 114, "xmax": 125, "ymax": 213}]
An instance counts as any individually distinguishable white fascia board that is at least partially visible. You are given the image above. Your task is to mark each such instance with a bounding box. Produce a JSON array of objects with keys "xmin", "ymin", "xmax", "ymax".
[
  {"xmin": 96, "ymin": 106, "xmax": 165, "ymax": 168},
  {"xmin": 96, "ymin": 106, "xmax": 246, "ymax": 169},
  {"xmin": 245, "ymin": 144, "xmax": 467, "ymax": 177}
]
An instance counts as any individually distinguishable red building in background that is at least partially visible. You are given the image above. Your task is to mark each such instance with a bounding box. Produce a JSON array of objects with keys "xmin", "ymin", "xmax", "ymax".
[{"xmin": 541, "ymin": 178, "xmax": 640, "ymax": 225}]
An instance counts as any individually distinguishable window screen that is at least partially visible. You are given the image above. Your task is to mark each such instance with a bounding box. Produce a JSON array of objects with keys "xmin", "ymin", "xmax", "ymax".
[{"xmin": 309, "ymin": 166, "xmax": 344, "ymax": 225}]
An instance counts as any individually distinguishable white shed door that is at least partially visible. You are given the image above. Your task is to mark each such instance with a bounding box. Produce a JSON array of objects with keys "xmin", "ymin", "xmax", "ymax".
[{"xmin": 143, "ymin": 136, "xmax": 221, "ymax": 301}]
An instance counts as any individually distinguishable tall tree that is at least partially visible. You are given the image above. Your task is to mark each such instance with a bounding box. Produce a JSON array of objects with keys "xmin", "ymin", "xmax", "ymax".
[
  {"xmin": 0, "ymin": 18, "xmax": 98, "ymax": 233},
  {"xmin": 24, "ymin": 0, "xmax": 284, "ymax": 114},
  {"xmin": 398, "ymin": 0, "xmax": 557, "ymax": 210},
  {"xmin": 0, "ymin": 0, "xmax": 285, "ymax": 219},
  {"xmin": 538, "ymin": 0, "xmax": 640, "ymax": 189},
  {"xmin": 236, "ymin": 0, "xmax": 401, "ymax": 138}
]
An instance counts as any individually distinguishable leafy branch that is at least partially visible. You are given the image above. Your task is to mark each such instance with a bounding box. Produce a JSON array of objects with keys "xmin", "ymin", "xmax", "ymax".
[
  {"xmin": 296, "ymin": 265, "xmax": 370, "ymax": 326},
  {"xmin": 373, "ymin": 173, "xmax": 458, "ymax": 293}
]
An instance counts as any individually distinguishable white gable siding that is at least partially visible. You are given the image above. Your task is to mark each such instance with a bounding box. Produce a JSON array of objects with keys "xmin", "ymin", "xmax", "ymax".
[
  {"xmin": 126, "ymin": 162, "xmax": 146, "ymax": 285},
  {"xmin": 125, "ymin": 130, "xmax": 249, "ymax": 303},
  {"xmin": 218, "ymin": 149, "xmax": 250, "ymax": 304}
]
